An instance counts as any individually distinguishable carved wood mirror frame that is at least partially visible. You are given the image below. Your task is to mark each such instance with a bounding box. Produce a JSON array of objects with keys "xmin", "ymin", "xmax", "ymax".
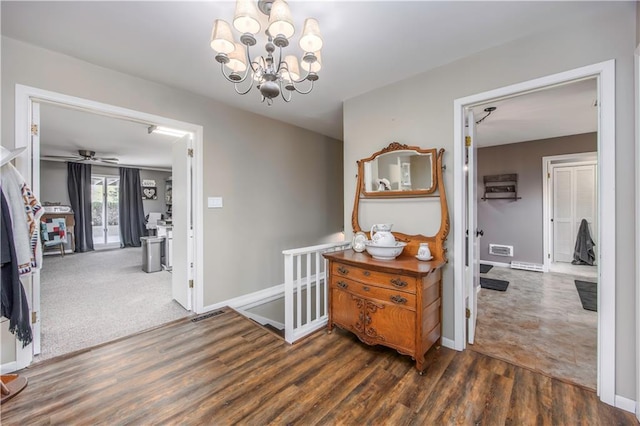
[{"xmin": 351, "ymin": 142, "xmax": 450, "ymax": 261}]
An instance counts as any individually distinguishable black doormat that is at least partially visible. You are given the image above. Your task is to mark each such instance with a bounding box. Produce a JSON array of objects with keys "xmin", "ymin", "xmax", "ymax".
[
  {"xmin": 574, "ymin": 280, "xmax": 597, "ymax": 312},
  {"xmin": 480, "ymin": 277, "xmax": 509, "ymax": 291},
  {"xmin": 480, "ymin": 264, "xmax": 493, "ymax": 274}
]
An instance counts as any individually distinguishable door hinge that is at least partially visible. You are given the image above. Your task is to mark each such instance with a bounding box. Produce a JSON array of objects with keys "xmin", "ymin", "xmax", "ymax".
[
  {"xmin": 32, "ymin": 311, "xmax": 38, "ymax": 324},
  {"xmin": 189, "ymin": 279, "xmax": 194, "ymax": 288},
  {"xmin": 187, "ymin": 148, "xmax": 194, "ymax": 157},
  {"xmin": 547, "ymin": 172, "xmax": 551, "ymax": 179},
  {"xmin": 31, "ymin": 124, "xmax": 39, "ymax": 136},
  {"xmin": 465, "ymin": 308, "xmax": 470, "ymax": 319},
  {"xmin": 548, "ymin": 253, "xmax": 551, "ymax": 259},
  {"xmin": 465, "ymin": 136, "xmax": 471, "ymax": 147}
]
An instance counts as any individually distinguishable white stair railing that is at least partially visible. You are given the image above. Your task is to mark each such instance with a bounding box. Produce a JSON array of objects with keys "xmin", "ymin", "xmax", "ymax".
[{"xmin": 282, "ymin": 241, "xmax": 350, "ymax": 344}]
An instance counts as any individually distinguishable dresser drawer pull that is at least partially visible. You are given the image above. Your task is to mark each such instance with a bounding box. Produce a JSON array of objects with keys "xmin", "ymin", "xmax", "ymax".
[
  {"xmin": 337, "ymin": 281, "xmax": 349, "ymax": 289},
  {"xmin": 362, "ymin": 286, "xmax": 370, "ymax": 292},
  {"xmin": 390, "ymin": 278, "xmax": 408, "ymax": 288},
  {"xmin": 363, "ymin": 270, "xmax": 371, "ymax": 276},
  {"xmin": 390, "ymin": 295, "xmax": 408, "ymax": 305},
  {"xmin": 337, "ymin": 266, "xmax": 349, "ymax": 275}
]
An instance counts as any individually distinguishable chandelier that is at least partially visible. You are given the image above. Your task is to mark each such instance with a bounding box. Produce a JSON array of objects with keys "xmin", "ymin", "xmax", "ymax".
[{"xmin": 210, "ymin": 0, "xmax": 323, "ymax": 105}]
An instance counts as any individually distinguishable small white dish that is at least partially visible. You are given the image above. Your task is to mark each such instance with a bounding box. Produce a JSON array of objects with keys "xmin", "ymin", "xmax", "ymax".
[
  {"xmin": 415, "ymin": 255, "xmax": 433, "ymax": 261},
  {"xmin": 352, "ymin": 231, "xmax": 367, "ymax": 253}
]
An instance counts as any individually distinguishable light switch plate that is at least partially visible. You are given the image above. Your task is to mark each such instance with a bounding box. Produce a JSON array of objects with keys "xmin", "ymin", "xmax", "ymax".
[{"xmin": 208, "ymin": 197, "xmax": 223, "ymax": 208}]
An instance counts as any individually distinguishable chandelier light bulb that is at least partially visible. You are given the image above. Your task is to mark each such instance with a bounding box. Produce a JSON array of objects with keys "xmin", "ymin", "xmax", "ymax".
[
  {"xmin": 301, "ymin": 50, "xmax": 322, "ymax": 73},
  {"xmin": 210, "ymin": 19, "xmax": 235, "ymax": 54},
  {"xmin": 226, "ymin": 43, "xmax": 248, "ymax": 73},
  {"xmin": 283, "ymin": 55, "xmax": 300, "ymax": 82},
  {"xmin": 299, "ymin": 18, "xmax": 323, "ymax": 53},
  {"xmin": 233, "ymin": 0, "xmax": 261, "ymax": 35},
  {"xmin": 267, "ymin": 0, "xmax": 295, "ymax": 39}
]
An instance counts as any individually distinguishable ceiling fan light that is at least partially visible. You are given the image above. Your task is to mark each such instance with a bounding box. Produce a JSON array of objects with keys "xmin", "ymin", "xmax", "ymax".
[
  {"xmin": 226, "ymin": 43, "xmax": 248, "ymax": 73},
  {"xmin": 283, "ymin": 55, "xmax": 300, "ymax": 82},
  {"xmin": 299, "ymin": 18, "xmax": 322, "ymax": 53},
  {"xmin": 210, "ymin": 19, "xmax": 235, "ymax": 54},
  {"xmin": 267, "ymin": 0, "xmax": 294, "ymax": 39},
  {"xmin": 301, "ymin": 50, "xmax": 321, "ymax": 73},
  {"xmin": 233, "ymin": 0, "xmax": 261, "ymax": 35}
]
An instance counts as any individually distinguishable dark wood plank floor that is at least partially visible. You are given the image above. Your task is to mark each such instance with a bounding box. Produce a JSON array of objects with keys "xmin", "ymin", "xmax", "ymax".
[{"xmin": 1, "ymin": 309, "xmax": 636, "ymax": 425}]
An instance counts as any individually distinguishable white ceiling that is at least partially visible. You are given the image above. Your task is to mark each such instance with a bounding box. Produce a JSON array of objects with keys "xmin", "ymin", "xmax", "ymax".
[
  {"xmin": 2, "ymin": 1, "xmax": 606, "ymax": 166},
  {"xmin": 39, "ymin": 103, "xmax": 176, "ymax": 170}
]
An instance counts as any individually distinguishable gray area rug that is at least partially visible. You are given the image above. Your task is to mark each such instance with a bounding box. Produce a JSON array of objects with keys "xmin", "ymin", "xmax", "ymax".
[
  {"xmin": 37, "ymin": 247, "xmax": 190, "ymax": 362},
  {"xmin": 574, "ymin": 280, "xmax": 597, "ymax": 312},
  {"xmin": 480, "ymin": 277, "xmax": 509, "ymax": 291}
]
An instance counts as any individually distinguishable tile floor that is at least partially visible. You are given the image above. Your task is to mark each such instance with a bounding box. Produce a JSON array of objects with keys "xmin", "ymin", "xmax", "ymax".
[{"xmin": 469, "ymin": 264, "xmax": 597, "ymax": 390}]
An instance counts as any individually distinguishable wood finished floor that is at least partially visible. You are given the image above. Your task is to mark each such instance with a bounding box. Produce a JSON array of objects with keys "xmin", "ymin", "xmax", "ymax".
[
  {"xmin": 1, "ymin": 309, "xmax": 635, "ymax": 425},
  {"xmin": 472, "ymin": 266, "xmax": 597, "ymax": 389}
]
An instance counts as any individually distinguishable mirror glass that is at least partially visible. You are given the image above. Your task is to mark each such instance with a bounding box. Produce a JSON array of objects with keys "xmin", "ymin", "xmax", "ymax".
[{"xmin": 362, "ymin": 150, "xmax": 434, "ymax": 195}]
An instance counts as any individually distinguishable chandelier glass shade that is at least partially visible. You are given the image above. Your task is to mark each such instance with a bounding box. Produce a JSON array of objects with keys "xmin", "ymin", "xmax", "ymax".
[{"xmin": 210, "ymin": 0, "xmax": 322, "ymax": 105}]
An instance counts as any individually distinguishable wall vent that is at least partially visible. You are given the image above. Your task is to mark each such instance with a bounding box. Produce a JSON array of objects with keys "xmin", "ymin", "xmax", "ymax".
[
  {"xmin": 488, "ymin": 244, "xmax": 513, "ymax": 257},
  {"xmin": 510, "ymin": 261, "xmax": 544, "ymax": 272}
]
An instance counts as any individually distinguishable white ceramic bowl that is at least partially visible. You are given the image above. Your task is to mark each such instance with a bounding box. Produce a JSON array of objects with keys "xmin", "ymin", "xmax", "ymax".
[{"xmin": 364, "ymin": 241, "xmax": 407, "ymax": 260}]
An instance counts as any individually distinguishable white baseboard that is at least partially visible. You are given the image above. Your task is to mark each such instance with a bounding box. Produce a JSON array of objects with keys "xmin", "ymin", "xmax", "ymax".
[
  {"xmin": 441, "ymin": 337, "xmax": 455, "ymax": 350},
  {"xmin": 1, "ymin": 361, "xmax": 17, "ymax": 374},
  {"xmin": 480, "ymin": 260, "xmax": 511, "ymax": 268},
  {"xmin": 202, "ymin": 283, "xmax": 284, "ymax": 313},
  {"xmin": 615, "ymin": 395, "xmax": 636, "ymax": 413}
]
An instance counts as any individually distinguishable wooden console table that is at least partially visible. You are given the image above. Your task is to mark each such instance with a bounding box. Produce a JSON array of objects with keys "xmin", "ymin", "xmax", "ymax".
[{"xmin": 324, "ymin": 249, "xmax": 445, "ymax": 373}]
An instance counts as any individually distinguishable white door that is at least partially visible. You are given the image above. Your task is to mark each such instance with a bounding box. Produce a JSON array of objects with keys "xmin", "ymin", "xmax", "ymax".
[
  {"xmin": 552, "ymin": 163, "xmax": 597, "ymax": 263},
  {"xmin": 465, "ymin": 109, "xmax": 480, "ymax": 344},
  {"xmin": 31, "ymin": 102, "xmax": 42, "ymax": 357},
  {"xmin": 171, "ymin": 134, "xmax": 193, "ymax": 310}
]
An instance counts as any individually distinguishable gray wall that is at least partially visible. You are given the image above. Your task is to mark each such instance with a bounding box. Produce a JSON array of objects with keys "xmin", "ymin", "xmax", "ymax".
[
  {"xmin": 343, "ymin": 4, "xmax": 635, "ymax": 398},
  {"xmin": 477, "ymin": 133, "xmax": 597, "ymax": 265},
  {"xmin": 40, "ymin": 161, "xmax": 172, "ymax": 217},
  {"xmin": 2, "ymin": 36, "xmax": 343, "ymax": 359}
]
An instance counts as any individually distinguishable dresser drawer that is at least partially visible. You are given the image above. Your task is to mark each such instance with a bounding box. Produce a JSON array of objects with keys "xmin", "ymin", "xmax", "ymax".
[
  {"xmin": 332, "ymin": 277, "xmax": 416, "ymax": 311},
  {"xmin": 332, "ymin": 263, "xmax": 417, "ymax": 293}
]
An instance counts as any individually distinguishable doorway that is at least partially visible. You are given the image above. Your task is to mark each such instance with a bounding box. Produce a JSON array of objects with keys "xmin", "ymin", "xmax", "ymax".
[
  {"xmin": 453, "ymin": 60, "xmax": 616, "ymax": 405},
  {"xmin": 543, "ymin": 153, "xmax": 597, "ymax": 275},
  {"xmin": 12, "ymin": 84, "xmax": 205, "ymax": 369},
  {"xmin": 91, "ymin": 175, "xmax": 120, "ymax": 246}
]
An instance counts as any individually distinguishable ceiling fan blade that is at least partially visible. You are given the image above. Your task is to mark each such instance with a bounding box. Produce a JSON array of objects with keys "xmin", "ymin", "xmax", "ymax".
[
  {"xmin": 97, "ymin": 159, "xmax": 119, "ymax": 164},
  {"xmin": 42, "ymin": 154, "xmax": 81, "ymax": 160},
  {"xmin": 96, "ymin": 157, "xmax": 119, "ymax": 162}
]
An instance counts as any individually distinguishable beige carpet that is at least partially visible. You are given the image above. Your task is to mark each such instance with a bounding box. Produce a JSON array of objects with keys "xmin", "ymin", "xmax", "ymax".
[{"xmin": 36, "ymin": 247, "xmax": 191, "ymax": 362}]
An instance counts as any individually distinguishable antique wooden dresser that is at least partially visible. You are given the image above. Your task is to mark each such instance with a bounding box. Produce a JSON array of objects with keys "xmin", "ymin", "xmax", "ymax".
[{"xmin": 324, "ymin": 142, "xmax": 449, "ymax": 373}]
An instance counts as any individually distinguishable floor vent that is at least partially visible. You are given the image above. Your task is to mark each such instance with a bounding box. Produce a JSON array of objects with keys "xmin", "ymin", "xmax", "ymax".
[
  {"xmin": 510, "ymin": 261, "xmax": 544, "ymax": 272},
  {"xmin": 192, "ymin": 310, "xmax": 226, "ymax": 323},
  {"xmin": 489, "ymin": 244, "xmax": 514, "ymax": 257}
]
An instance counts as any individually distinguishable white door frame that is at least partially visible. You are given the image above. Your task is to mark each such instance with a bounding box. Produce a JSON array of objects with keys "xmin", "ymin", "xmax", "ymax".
[
  {"xmin": 13, "ymin": 84, "xmax": 205, "ymax": 369},
  {"xmin": 453, "ymin": 60, "xmax": 615, "ymax": 406},
  {"xmin": 542, "ymin": 152, "xmax": 597, "ymax": 272},
  {"xmin": 635, "ymin": 43, "xmax": 640, "ymax": 422}
]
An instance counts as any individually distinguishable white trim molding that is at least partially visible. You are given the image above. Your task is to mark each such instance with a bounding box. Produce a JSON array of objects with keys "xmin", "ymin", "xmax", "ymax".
[
  {"xmin": 615, "ymin": 395, "xmax": 636, "ymax": 414},
  {"xmin": 453, "ymin": 60, "xmax": 616, "ymax": 406},
  {"xmin": 13, "ymin": 84, "xmax": 206, "ymax": 369}
]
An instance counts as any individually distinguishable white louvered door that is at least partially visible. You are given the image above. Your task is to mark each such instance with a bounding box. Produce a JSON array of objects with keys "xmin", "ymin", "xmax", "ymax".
[{"xmin": 552, "ymin": 164, "xmax": 597, "ymax": 263}]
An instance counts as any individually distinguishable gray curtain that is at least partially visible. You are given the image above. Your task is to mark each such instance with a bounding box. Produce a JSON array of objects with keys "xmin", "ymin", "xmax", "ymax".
[
  {"xmin": 119, "ymin": 167, "xmax": 146, "ymax": 248},
  {"xmin": 67, "ymin": 162, "xmax": 94, "ymax": 252}
]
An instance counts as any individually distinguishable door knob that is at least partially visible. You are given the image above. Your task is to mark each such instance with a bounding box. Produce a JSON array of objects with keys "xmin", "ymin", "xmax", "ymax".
[{"xmin": 476, "ymin": 229, "xmax": 484, "ymax": 237}]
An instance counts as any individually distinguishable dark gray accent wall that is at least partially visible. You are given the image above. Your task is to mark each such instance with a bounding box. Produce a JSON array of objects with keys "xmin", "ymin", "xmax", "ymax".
[{"xmin": 477, "ymin": 133, "xmax": 597, "ymax": 264}]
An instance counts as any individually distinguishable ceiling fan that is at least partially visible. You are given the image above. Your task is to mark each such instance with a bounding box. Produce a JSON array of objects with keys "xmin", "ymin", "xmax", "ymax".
[{"xmin": 43, "ymin": 149, "xmax": 119, "ymax": 164}]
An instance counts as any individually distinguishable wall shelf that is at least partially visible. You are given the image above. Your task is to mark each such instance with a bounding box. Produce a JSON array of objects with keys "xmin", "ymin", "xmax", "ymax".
[{"xmin": 482, "ymin": 173, "xmax": 521, "ymax": 201}]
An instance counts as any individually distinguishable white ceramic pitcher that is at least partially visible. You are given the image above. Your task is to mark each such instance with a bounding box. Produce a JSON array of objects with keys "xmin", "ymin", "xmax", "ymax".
[{"xmin": 370, "ymin": 223, "xmax": 395, "ymax": 246}]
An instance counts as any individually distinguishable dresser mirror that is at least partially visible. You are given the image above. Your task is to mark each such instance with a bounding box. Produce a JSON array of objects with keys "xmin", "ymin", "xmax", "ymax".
[
  {"xmin": 359, "ymin": 142, "xmax": 437, "ymax": 198},
  {"xmin": 352, "ymin": 142, "xmax": 449, "ymax": 261}
]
